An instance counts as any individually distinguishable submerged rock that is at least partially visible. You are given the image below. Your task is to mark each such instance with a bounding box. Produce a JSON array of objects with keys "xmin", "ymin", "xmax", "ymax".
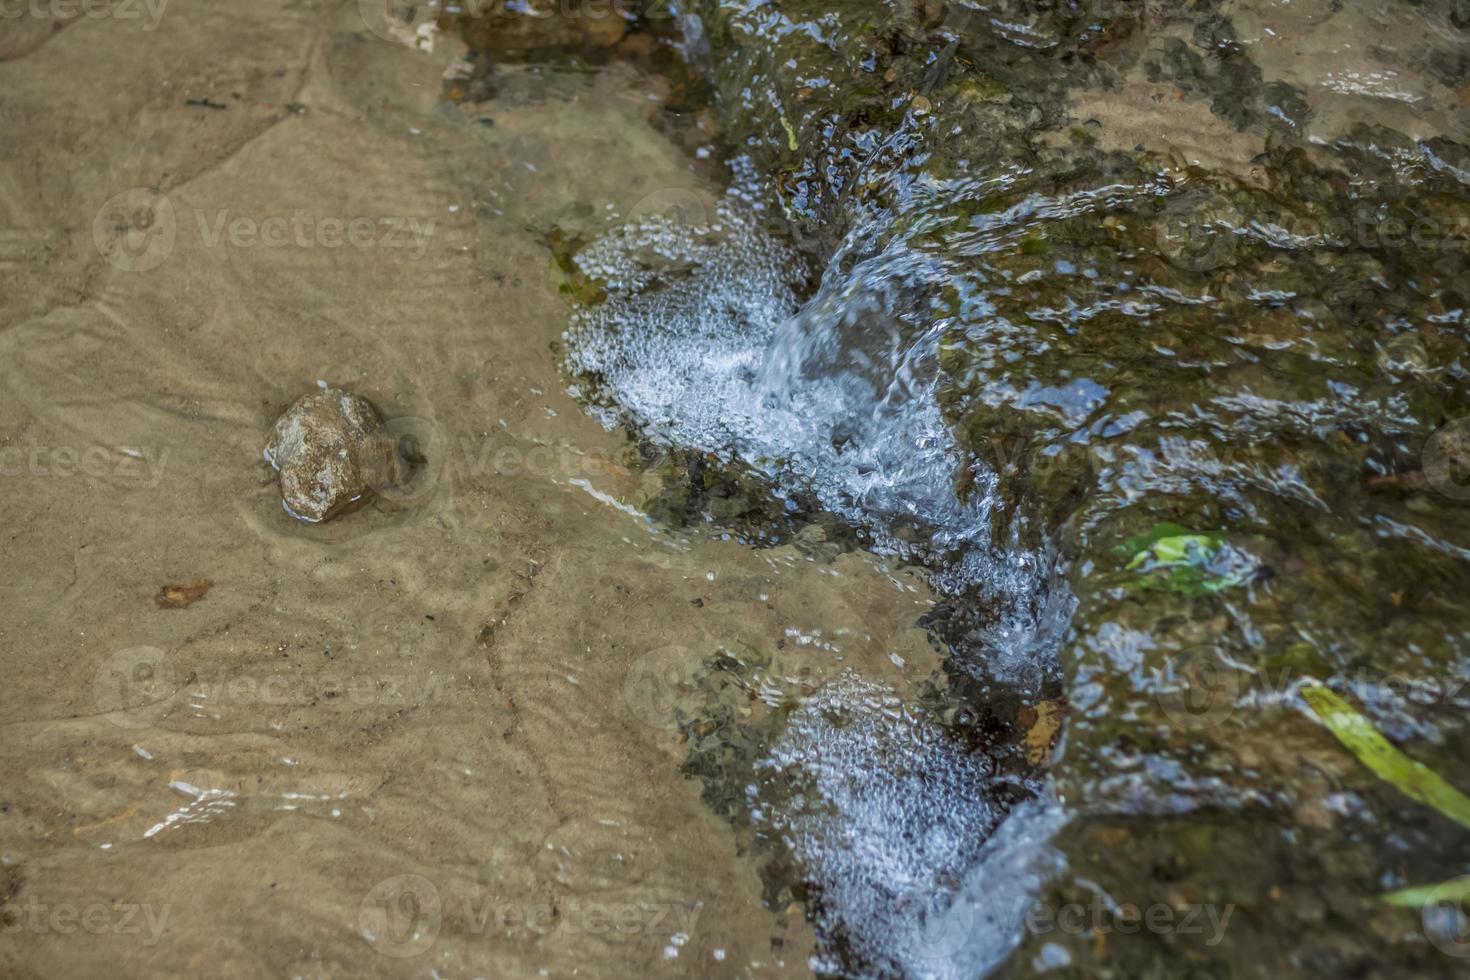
[{"xmin": 264, "ymin": 387, "xmax": 402, "ymax": 523}]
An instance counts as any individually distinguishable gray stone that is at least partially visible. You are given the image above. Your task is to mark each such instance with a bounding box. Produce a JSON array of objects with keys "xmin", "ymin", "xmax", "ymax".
[{"xmin": 264, "ymin": 387, "xmax": 402, "ymax": 523}]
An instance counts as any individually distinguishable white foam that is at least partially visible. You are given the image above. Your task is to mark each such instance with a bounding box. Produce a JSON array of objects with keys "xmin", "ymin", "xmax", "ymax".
[
  {"xmin": 566, "ymin": 164, "xmax": 1063, "ymax": 686},
  {"xmin": 568, "ymin": 163, "xmax": 985, "ymax": 544},
  {"xmin": 754, "ymin": 676, "xmax": 1008, "ymax": 977}
]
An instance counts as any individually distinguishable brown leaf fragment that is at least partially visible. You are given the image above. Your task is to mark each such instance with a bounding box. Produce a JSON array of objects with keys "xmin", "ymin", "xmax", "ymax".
[
  {"xmin": 156, "ymin": 579, "xmax": 214, "ymax": 609},
  {"xmin": 1024, "ymin": 699, "xmax": 1064, "ymax": 765}
]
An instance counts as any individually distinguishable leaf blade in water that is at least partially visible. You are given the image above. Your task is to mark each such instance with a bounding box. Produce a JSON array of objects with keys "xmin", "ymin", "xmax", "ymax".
[
  {"xmin": 1381, "ymin": 879, "xmax": 1470, "ymax": 908},
  {"xmin": 1301, "ymin": 683, "xmax": 1470, "ymax": 832}
]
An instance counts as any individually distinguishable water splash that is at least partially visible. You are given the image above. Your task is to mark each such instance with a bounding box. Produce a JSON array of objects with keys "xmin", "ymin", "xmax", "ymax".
[{"xmin": 566, "ymin": 162, "xmax": 1047, "ymax": 633}]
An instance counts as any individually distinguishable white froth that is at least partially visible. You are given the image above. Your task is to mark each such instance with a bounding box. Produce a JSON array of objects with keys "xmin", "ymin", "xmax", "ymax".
[
  {"xmin": 566, "ymin": 169, "xmax": 1062, "ymax": 685},
  {"xmin": 566, "ymin": 162, "xmax": 996, "ymax": 562},
  {"xmin": 756, "ymin": 676, "xmax": 1006, "ymax": 978}
]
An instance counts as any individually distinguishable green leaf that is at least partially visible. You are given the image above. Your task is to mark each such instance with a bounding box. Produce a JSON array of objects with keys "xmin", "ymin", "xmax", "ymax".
[
  {"xmin": 1382, "ymin": 879, "xmax": 1470, "ymax": 908},
  {"xmin": 1125, "ymin": 533, "xmax": 1219, "ymax": 570},
  {"xmin": 1116, "ymin": 523, "xmax": 1251, "ymax": 596},
  {"xmin": 1117, "ymin": 522, "xmax": 1198, "ymax": 557},
  {"xmin": 779, "ymin": 114, "xmax": 799, "ymax": 152},
  {"xmin": 1301, "ymin": 683, "xmax": 1470, "ymax": 832}
]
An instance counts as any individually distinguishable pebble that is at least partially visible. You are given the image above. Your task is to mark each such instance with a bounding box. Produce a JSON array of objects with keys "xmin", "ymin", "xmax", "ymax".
[{"xmin": 264, "ymin": 387, "xmax": 402, "ymax": 523}]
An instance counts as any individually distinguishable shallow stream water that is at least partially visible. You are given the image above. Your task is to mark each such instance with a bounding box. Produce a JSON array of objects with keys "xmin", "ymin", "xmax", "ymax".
[{"xmin": 4, "ymin": 1, "xmax": 1470, "ymax": 978}]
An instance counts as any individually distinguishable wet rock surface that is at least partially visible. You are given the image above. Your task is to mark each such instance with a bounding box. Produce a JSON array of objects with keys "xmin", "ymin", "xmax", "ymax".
[{"xmin": 264, "ymin": 387, "xmax": 403, "ymax": 523}]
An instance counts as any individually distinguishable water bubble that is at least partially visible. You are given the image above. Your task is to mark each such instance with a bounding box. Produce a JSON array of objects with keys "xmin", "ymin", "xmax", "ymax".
[{"xmin": 757, "ymin": 677, "xmax": 1003, "ymax": 976}]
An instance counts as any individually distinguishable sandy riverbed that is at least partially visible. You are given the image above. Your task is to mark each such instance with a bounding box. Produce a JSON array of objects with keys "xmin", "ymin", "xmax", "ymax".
[{"xmin": 0, "ymin": 3, "xmax": 952, "ymax": 976}]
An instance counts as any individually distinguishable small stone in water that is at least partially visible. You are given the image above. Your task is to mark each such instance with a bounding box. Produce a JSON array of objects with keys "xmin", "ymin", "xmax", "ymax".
[{"xmin": 264, "ymin": 387, "xmax": 402, "ymax": 523}]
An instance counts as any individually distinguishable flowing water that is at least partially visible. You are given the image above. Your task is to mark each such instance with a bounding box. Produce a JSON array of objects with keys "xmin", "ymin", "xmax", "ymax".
[
  {"xmin": 6, "ymin": 1, "xmax": 1470, "ymax": 978},
  {"xmin": 561, "ymin": 1, "xmax": 1470, "ymax": 976}
]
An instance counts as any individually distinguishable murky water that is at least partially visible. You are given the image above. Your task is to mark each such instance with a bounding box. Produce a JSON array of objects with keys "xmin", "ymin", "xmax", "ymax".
[{"xmin": 5, "ymin": 1, "xmax": 1470, "ymax": 978}]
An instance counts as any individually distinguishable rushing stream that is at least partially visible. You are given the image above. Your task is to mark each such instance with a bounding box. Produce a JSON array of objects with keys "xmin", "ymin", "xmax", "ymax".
[
  {"xmin": 545, "ymin": 1, "xmax": 1470, "ymax": 976},
  {"xmin": 563, "ymin": 155, "xmax": 1073, "ymax": 975},
  {"xmin": 4, "ymin": 0, "xmax": 1469, "ymax": 976}
]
